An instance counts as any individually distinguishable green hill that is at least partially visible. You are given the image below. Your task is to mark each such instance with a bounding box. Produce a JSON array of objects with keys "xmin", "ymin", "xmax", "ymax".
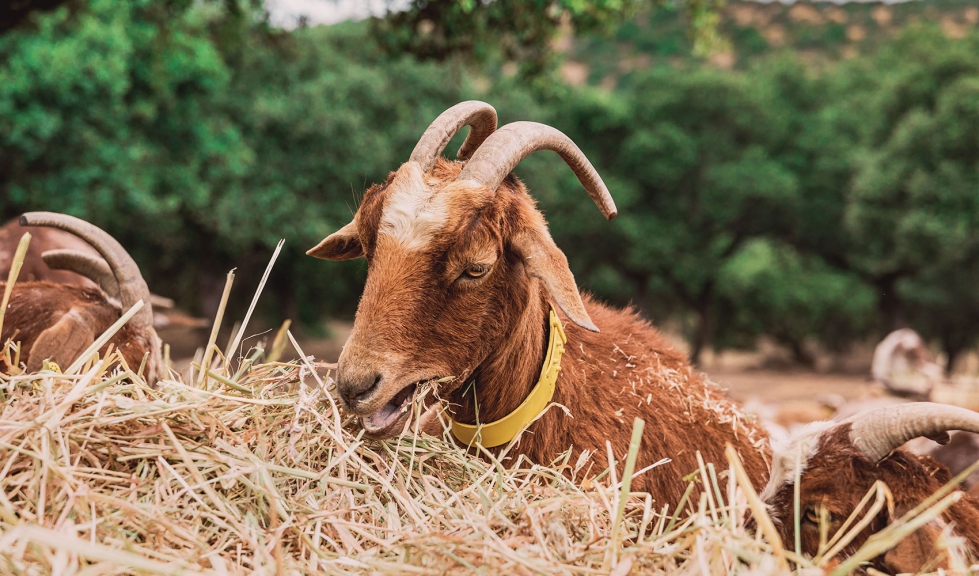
[{"xmin": 567, "ymin": 0, "xmax": 979, "ymax": 85}]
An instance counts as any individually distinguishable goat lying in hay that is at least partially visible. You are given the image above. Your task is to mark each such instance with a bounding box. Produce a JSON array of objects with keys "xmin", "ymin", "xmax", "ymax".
[
  {"xmin": 757, "ymin": 403, "xmax": 979, "ymax": 573},
  {"xmin": 308, "ymin": 101, "xmax": 770, "ymax": 507},
  {"xmin": 0, "ymin": 212, "xmax": 162, "ymax": 382},
  {"xmin": 0, "ymin": 217, "xmax": 207, "ymax": 330},
  {"xmin": 0, "ymin": 216, "xmax": 100, "ymax": 287}
]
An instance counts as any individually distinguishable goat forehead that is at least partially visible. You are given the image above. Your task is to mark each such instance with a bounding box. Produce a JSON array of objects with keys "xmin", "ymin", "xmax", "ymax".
[
  {"xmin": 378, "ymin": 163, "xmax": 452, "ymax": 251},
  {"xmin": 759, "ymin": 420, "xmax": 838, "ymax": 503}
]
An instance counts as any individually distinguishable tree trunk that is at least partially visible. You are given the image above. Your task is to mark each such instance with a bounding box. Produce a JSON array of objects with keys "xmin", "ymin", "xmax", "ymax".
[
  {"xmin": 690, "ymin": 286, "xmax": 715, "ymax": 367},
  {"xmin": 274, "ymin": 277, "xmax": 297, "ymax": 324},
  {"xmin": 197, "ymin": 240, "xmax": 228, "ymax": 321},
  {"xmin": 629, "ymin": 274, "xmax": 654, "ymax": 320},
  {"xmin": 788, "ymin": 338, "xmax": 816, "ymax": 367},
  {"xmin": 941, "ymin": 331, "xmax": 963, "ymax": 377},
  {"xmin": 876, "ymin": 275, "xmax": 906, "ymax": 332}
]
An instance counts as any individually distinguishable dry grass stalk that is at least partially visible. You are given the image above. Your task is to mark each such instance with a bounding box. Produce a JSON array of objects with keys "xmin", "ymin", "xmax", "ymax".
[
  {"xmin": 0, "ymin": 232, "xmax": 31, "ymax": 351},
  {"xmin": 197, "ymin": 270, "xmax": 235, "ymax": 387},
  {"xmin": 225, "ymin": 240, "xmax": 285, "ymax": 369},
  {"xmin": 0, "ymin": 351, "xmax": 973, "ymax": 574},
  {"xmin": 0, "ymin": 258, "xmax": 974, "ymax": 573}
]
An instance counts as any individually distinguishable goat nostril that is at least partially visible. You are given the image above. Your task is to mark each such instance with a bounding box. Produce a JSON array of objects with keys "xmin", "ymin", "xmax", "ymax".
[
  {"xmin": 355, "ymin": 375, "xmax": 382, "ymax": 401},
  {"xmin": 339, "ymin": 373, "xmax": 383, "ymax": 406}
]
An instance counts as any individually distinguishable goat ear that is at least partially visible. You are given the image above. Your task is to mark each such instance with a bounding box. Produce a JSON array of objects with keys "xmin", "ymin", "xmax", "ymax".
[
  {"xmin": 307, "ymin": 221, "xmax": 363, "ymax": 260},
  {"xmin": 27, "ymin": 313, "xmax": 97, "ymax": 373},
  {"xmin": 512, "ymin": 227, "xmax": 598, "ymax": 332},
  {"xmin": 882, "ymin": 521, "xmax": 944, "ymax": 574}
]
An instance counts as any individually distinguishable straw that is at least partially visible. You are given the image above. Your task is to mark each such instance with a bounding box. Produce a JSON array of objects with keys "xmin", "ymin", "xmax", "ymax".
[
  {"xmin": 608, "ymin": 417, "xmax": 644, "ymax": 565},
  {"xmin": 725, "ymin": 442, "xmax": 788, "ymax": 570},
  {"xmin": 829, "ymin": 491, "xmax": 962, "ymax": 576},
  {"xmin": 64, "ymin": 300, "xmax": 145, "ymax": 375},
  {"xmin": 0, "ymin": 350, "xmax": 972, "ymax": 573},
  {"xmin": 0, "ymin": 232, "xmax": 31, "ymax": 344},
  {"xmin": 266, "ymin": 320, "xmax": 291, "ymax": 364},
  {"xmin": 225, "ymin": 239, "xmax": 284, "ymax": 367},
  {"xmin": 197, "ymin": 270, "xmax": 235, "ymax": 387}
]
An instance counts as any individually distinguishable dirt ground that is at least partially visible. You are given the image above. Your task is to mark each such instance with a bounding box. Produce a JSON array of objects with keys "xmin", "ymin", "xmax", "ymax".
[{"xmin": 709, "ymin": 368, "xmax": 871, "ymax": 404}]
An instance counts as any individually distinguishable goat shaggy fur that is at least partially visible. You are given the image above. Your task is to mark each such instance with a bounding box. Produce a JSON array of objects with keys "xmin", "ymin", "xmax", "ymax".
[
  {"xmin": 759, "ymin": 422, "xmax": 979, "ymax": 572},
  {"xmin": 312, "ymin": 157, "xmax": 770, "ymax": 507}
]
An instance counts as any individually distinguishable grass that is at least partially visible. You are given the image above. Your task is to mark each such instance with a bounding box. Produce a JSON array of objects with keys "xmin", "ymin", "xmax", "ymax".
[
  {"xmin": 0, "ymin": 347, "xmax": 974, "ymax": 574},
  {"xmin": 0, "ymin": 240, "xmax": 974, "ymax": 574}
]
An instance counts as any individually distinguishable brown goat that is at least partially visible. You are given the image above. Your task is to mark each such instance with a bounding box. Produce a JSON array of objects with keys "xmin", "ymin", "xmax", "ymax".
[
  {"xmin": 0, "ymin": 217, "xmax": 101, "ymax": 287},
  {"xmin": 0, "ymin": 213, "xmax": 162, "ymax": 382},
  {"xmin": 0, "ymin": 217, "xmax": 207, "ymax": 330},
  {"xmin": 308, "ymin": 101, "xmax": 770, "ymax": 507},
  {"xmin": 758, "ymin": 403, "xmax": 979, "ymax": 572}
]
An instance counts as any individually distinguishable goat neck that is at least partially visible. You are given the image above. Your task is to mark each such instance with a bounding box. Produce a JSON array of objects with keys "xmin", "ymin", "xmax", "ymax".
[{"xmin": 442, "ymin": 289, "xmax": 550, "ymax": 425}]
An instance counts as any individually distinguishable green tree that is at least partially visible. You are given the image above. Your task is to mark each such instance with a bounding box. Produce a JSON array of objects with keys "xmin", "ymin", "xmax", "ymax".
[
  {"xmin": 882, "ymin": 56, "xmax": 979, "ymax": 368},
  {"xmin": 528, "ymin": 67, "xmax": 799, "ymax": 364},
  {"xmin": 0, "ymin": 0, "xmax": 254, "ymax": 315},
  {"xmin": 0, "ymin": 0, "xmax": 495, "ymax": 326},
  {"xmin": 837, "ymin": 27, "xmax": 979, "ymax": 333},
  {"xmin": 764, "ymin": 26, "xmax": 979, "ymax": 364},
  {"xmin": 902, "ymin": 247, "xmax": 979, "ymax": 373},
  {"xmin": 717, "ymin": 239, "xmax": 876, "ymax": 365},
  {"xmin": 371, "ymin": 0, "xmax": 727, "ymax": 77}
]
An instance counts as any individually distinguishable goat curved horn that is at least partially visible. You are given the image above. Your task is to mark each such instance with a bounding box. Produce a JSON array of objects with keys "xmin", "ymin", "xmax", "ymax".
[
  {"xmin": 42, "ymin": 249, "xmax": 121, "ymax": 300},
  {"xmin": 41, "ymin": 251, "xmax": 174, "ymax": 310},
  {"xmin": 21, "ymin": 212, "xmax": 154, "ymax": 329},
  {"xmin": 844, "ymin": 402, "xmax": 979, "ymax": 463},
  {"xmin": 455, "ymin": 121, "xmax": 617, "ymax": 220},
  {"xmin": 409, "ymin": 101, "xmax": 498, "ymax": 173}
]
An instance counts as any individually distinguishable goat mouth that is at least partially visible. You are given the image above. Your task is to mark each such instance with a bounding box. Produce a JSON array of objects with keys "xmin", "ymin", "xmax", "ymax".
[{"xmin": 360, "ymin": 382, "xmax": 419, "ymax": 439}]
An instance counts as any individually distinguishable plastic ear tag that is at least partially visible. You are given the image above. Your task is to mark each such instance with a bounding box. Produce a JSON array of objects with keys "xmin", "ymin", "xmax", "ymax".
[{"xmin": 42, "ymin": 360, "xmax": 62, "ymax": 374}]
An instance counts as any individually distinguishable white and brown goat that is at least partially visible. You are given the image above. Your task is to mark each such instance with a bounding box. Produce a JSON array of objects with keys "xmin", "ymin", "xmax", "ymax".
[
  {"xmin": 0, "ymin": 212, "xmax": 162, "ymax": 382},
  {"xmin": 308, "ymin": 101, "xmax": 770, "ymax": 506},
  {"xmin": 871, "ymin": 328, "xmax": 944, "ymax": 399},
  {"xmin": 758, "ymin": 403, "xmax": 979, "ymax": 572}
]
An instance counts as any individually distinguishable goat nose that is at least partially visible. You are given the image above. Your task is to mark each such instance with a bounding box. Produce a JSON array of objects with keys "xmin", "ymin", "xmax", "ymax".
[{"xmin": 337, "ymin": 371, "xmax": 382, "ymax": 407}]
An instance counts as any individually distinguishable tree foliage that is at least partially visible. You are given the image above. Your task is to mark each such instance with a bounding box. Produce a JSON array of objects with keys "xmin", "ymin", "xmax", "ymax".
[
  {"xmin": 0, "ymin": 0, "xmax": 70, "ymax": 33},
  {"xmin": 2, "ymin": 0, "xmax": 979, "ymax": 366},
  {"xmin": 1, "ymin": 0, "xmax": 492, "ymax": 324},
  {"xmin": 370, "ymin": 0, "xmax": 727, "ymax": 76}
]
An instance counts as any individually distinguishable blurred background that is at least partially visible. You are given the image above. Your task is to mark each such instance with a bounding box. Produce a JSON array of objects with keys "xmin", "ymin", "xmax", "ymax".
[{"xmin": 2, "ymin": 0, "xmax": 979, "ymax": 410}]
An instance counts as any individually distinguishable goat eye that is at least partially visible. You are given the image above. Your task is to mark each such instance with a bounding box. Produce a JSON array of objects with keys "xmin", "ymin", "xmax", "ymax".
[
  {"xmin": 463, "ymin": 264, "xmax": 489, "ymax": 279},
  {"xmin": 803, "ymin": 507, "xmax": 823, "ymax": 524},
  {"xmin": 803, "ymin": 508, "xmax": 819, "ymax": 524}
]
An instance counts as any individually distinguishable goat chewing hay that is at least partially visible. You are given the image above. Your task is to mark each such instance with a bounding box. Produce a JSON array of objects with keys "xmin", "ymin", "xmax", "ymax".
[{"xmin": 0, "ymin": 350, "xmax": 973, "ymax": 574}]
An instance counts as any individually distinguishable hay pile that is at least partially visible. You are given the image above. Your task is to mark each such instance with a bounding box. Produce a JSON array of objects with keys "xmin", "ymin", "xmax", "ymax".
[
  {"xmin": 0, "ymin": 340, "xmax": 972, "ymax": 575},
  {"xmin": 0, "ymin": 253, "xmax": 971, "ymax": 575}
]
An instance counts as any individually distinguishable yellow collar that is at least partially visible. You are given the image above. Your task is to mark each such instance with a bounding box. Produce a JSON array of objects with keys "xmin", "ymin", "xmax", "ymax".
[{"xmin": 449, "ymin": 306, "xmax": 567, "ymax": 448}]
